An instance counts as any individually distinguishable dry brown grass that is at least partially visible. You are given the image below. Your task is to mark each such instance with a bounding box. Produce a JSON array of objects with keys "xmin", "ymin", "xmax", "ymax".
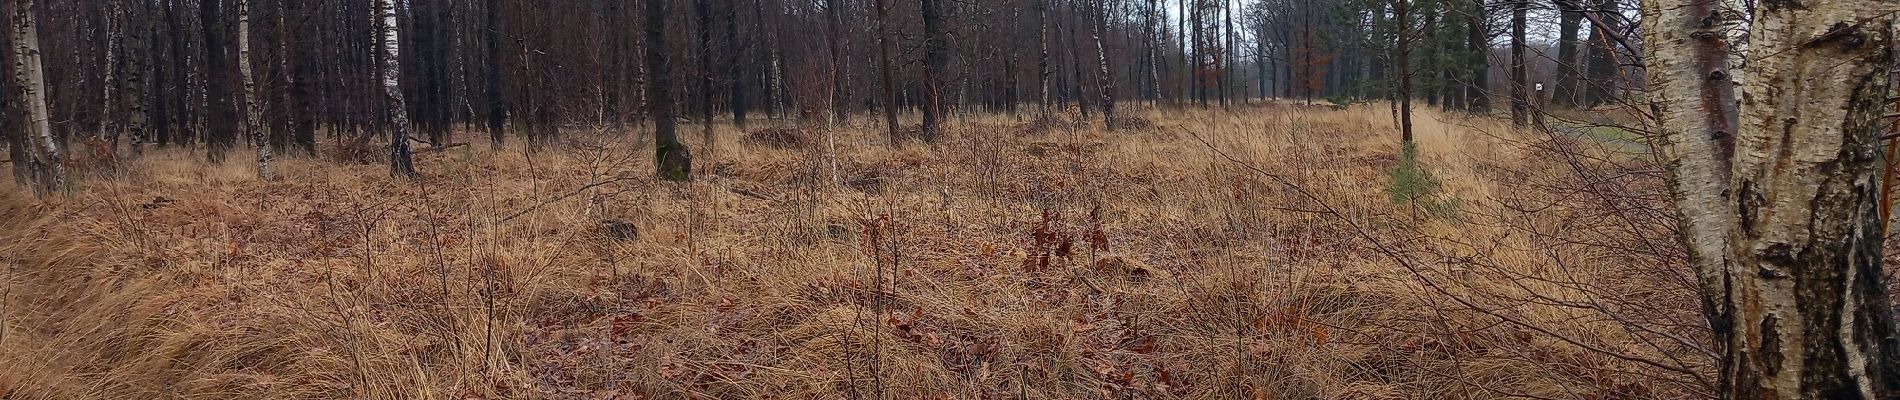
[{"xmin": 0, "ymin": 104, "xmax": 1708, "ymax": 399}]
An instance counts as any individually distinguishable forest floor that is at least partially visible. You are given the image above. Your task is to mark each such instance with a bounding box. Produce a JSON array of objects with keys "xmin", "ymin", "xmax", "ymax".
[{"xmin": 1, "ymin": 104, "xmax": 1712, "ymax": 399}]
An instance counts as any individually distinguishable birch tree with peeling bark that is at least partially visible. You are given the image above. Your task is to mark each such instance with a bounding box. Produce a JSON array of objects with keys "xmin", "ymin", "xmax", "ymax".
[
  {"xmin": 102, "ymin": 0, "xmax": 123, "ymax": 154},
  {"xmin": 10, "ymin": 0, "xmax": 60, "ymax": 195},
  {"xmin": 239, "ymin": 0, "xmax": 270, "ymax": 179},
  {"xmin": 1091, "ymin": 0, "xmax": 1114, "ymax": 130},
  {"xmin": 379, "ymin": 0, "xmax": 417, "ymax": 178},
  {"xmin": 1643, "ymin": 0, "xmax": 1900, "ymax": 396}
]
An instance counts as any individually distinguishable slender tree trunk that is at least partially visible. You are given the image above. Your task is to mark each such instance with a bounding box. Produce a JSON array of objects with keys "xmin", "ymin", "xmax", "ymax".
[
  {"xmin": 1582, "ymin": 0, "xmax": 1619, "ymax": 106},
  {"xmin": 724, "ymin": 1, "xmax": 747, "ymax": 129},
  {"xmin": 102, "ymin": 0, "xmax": 123, "ymax": 155},
  {"xmin": 285, "ymin": 0, "xmax": 315, "ymax": 154},
  {"xmin": 1465, "ymin": 0, "xmax": 1488, "ymax": 112},
  {"xmin": 1395, "ymin": 0, "xmax": 1412, "ymax": 143},
  {"xmin": 1508, "ymin": 0, "xmax": 1526, "ymax": 127},
  {"xmin": 204, "ymin": 0, "xmax": 237, "ymax": 162},
  {"xmin": 694, "ymin": 0, "xmax": 714, "ymax": 146},
  {"xmin": 1179, "ymin": 0, "xmax": 1188, "ymax": 103},
  {"xmin": 920, "ymin": 0, "xmax": 947, "ymax": 142},
  {"xmin": 124, "ymin": 0, "xmax": 150, "ymax": 158},
  {"xmin": 1037, "ymin": 0, "xmax": 1052, "ymax": 115},
  {"xmin": 648, "ymin": 0, "xmax": 690, "ymax": 181},
  {"xmin": 1066, "ymin": 0, "xmax": 1088, "ymax": 118},
  {"xmin": 239, "ymin": 0, "xmax": 270, "ymax": 179},
  {"xmin": 824, "ymin": 0, "xmax": 846, "ymax": 123},
  {"xmin": 158, "ymin": 1, "xmax": 181, "ymax": 147},
  {"xmin": 1552, "ymin": 0, "xmax": 1582, "ymax": 107},
  {"xmin": 1300, "ymin": 1, "xmax": 1313, "ymax": 103},
  {"xmin": 1092, "ymin": 0, "xmax": 1113, "ymax": 129},
  {"xmin": 1256, "ymin": 29, "xmax": 1267, "ymax": 100},
  {"xmin": 1191, "ymin": 0, "xmax": 1203, "ymax": 105},
  {"xmin": 378, "ymin": 0, "xmax": 416, "ymax": 178},
  {"xmin": 1146, "ymin": 0, "xmax": 1160, "ymax": 104},
  {"xmin": 875, "ymin": 0, "xmax": 899, "ymax": 143},
  {"xmin": 744, "ymin": 0, "xmax": 767, "ymax": 119},
  {"xmin": 1221, "ymin": 0, "xmax": 1232, "ymax": 108},
  {"xmin": 483, "ymin": 0, "xmax": 503, "ymax": 148},
  {"xmin": 10, "ymin": 0, "xmax": 61, "ymax": 195},
  {"xmin": 1420, "ymin": 7, "xmax": 1439, "ymax": 107}
]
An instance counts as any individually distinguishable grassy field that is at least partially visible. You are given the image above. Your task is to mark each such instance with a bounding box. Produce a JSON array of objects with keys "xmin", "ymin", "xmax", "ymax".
[{"xmin": 0, "ymin": 104, "xmax": 1709, "ymax": 399}]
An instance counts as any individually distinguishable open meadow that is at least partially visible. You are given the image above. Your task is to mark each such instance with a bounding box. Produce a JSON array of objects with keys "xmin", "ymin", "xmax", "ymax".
[{"xmin": 0, "ymin": 104, "xmax": 1722, "ymax": 399}]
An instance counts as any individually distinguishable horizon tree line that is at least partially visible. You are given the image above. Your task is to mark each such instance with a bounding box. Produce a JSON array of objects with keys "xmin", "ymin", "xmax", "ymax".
[{"xmin": 1, "ymin": 0, "xmax": 1633, "ymax": 187}]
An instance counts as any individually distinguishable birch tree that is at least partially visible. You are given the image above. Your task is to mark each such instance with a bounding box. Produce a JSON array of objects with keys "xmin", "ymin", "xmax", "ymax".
[
  {"xmin": 1644, "ymin": 0, "xmax": 1900, "ymax": 396},
  {"xmin": 1038, "ymin": 0, "xmax": 1052, "ymax": 114},
  {"xmin": 10, "ymin": 0, "xmax": 61, "ymax": 195},
  {"xmin": 102, "ymin": 0, "xmax": 123, "ymax": 154},
  {"xmin": 379, "ymin": 0, "xmax": 417, "ymax": 178},
  {"xmin": 239, "ymin": 0, "xmax": 270, "ymax": 179},
  {"xmin": 1091, "ymin": 0, "xmax": 1114, "ymax": 129}
]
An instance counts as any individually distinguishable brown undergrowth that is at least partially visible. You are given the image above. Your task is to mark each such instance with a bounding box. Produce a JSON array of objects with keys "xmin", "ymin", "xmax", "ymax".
[{"xmin": 0, "ymin": 105, "xmax": 1711, "ymax": 399}]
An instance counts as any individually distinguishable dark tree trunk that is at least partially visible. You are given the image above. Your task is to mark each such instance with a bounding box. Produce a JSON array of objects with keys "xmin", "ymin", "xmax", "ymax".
[
  {"xmin": 875, "ymin": 0, "xmax": 899, "ymax": 143},
  {"xmin": 287, "ymin": 0, "xmax": 316, "ymax": 154},
  {"xmin": 1066, "ymin": 0, "xmax": 1088, "ymax": 118},
  {"xmin": 1220, "ymin": 0, "xmax": 1231, "ymax": 108},
  {"xmin": 648, "ymin": 0, "xmax": 690, "ymax": 181},
  {"xmin": 824, "ymin": 0, "xmax": 846, "ymax": 123},
  {"xmin": 1581, "ymin": 0, "xmax": 1618, "ymax": 106},
  {"xmin": 724, "ymin": 0, "xmax": 746, "ymax": 129},
  {"xmin": 203, "ymin": 0, "xmax": 238, "ymax": 162},
  {"xmin": 1552, "ymin": 0, "xmax": 1582, "ymax": 107},
  {"xmin": 1190, "ymin": 0, "xmax": 1203, "ymax": 105},
  {"xmin": 1465, "ymin": 0, "xmax": 1488, "ymax": 112},
  {"xmin": 1395, "ymin": 0, "xmax": 1412, "ymax": 143},
  {"xmin": 1037, "ymin": 0, "xmax": 1051, "ymax": 114},
  {"xmin": 920, "ymin": 0, "xmax": 947, "ymax": 142},
  {"xmin": 694, "ymin": 0, "xmax": 714, "ymax": 145},
  {"xmin": 483, "ymin": 0, "xmax": 503, "ymax": 148},
  {"xmin": 1509, "ymin": 0, "xmax": 1526, "ymax": 127}
]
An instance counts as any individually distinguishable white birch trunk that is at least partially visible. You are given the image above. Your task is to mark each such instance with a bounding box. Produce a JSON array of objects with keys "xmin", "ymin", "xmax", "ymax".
[
  {"xmin": 380, "ymin": 0, "xmax": 416, "ymax": 177},
  {"xmin": 11, "ymin": 0, "xmax": 62, "ymax": 195},
  {"xmin": 239, "ymin": 0, "xmax": 270, "ymax": 179},
  {"xmin": 1720, "ymin": 3, "xmax": 1900, "ymax": 397},
  {"xmin": 1644, "ymin": 0, "xmax": 1900, "ymax": 395},
  {"xmin": 1640, "ymin": 0, "xmax": 1741, "ymax": 338},
  {"xmin": 101, "ymin": 0, "xmax": 121, "ymax": 152},
  {"xmin": 1091, "ymin": 0, "xmax": 1112, "ymax": 129}
]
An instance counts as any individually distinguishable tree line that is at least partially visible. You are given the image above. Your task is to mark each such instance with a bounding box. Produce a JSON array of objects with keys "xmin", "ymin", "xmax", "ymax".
[{"xmin": 0, "ymin": 0, "xmax": 1634, "ymax": 186}]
